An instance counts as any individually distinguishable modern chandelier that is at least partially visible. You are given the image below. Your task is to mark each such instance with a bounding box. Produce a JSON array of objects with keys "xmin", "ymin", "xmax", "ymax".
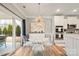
[
  {"xmin": 35, "ymin": 3, "xmax": 44, "ymax": 23},
  {"xmin": 31, "ymin": 3, "xmax": 45, "ymax": 33},
  {"xmin": 35, "ymin": 3, "xmax": 45, "ymax": 27}
]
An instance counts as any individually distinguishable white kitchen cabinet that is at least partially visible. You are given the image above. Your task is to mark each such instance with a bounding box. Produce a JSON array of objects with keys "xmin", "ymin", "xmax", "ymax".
[
  {"xmin": 64, "ymin": 33, "xmax": 79, "ymax": 56},
  {"xmin": 54, "ymin": 16, "xmax": 65, "ymax": 25},
  {"xmin": 67, "ymin": 16, "xmax": 79, "ymax": 29}
]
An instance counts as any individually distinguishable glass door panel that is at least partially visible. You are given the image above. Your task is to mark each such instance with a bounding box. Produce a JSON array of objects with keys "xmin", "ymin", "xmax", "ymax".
[
  {"xmin": 15, "ymin": 19, "xmax": 22, "ymax": 49},
  {"xmin": 0, "ymin": 19, "xmax": 13, "ymax": 55}
]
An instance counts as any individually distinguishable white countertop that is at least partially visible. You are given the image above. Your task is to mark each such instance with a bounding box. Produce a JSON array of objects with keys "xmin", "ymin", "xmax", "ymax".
[{"xmin": 64, "ymin": 33, "xmax": 79, "ymax": 39}]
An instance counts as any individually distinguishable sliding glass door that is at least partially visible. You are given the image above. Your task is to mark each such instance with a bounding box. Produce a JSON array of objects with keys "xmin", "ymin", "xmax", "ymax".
[
  {"xmin": 0, "ymin": 19, "xmax": 13, "ymax": 55},
  {"xmin": 15, "ymin": 19, "xmax": 22, "ymax": 49},
  {"xmin": 0, "ymin": 19, "xmax": 22, "ymax": 55}
]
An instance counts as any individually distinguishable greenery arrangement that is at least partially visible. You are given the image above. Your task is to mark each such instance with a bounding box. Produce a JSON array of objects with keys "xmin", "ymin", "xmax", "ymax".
[
  {"xmin": 0, "ymin": 28, "xmax": 2, "ymax": 34},
  {"xmin": 16, "ymin": 25, "xmax": 21, "ymax": 36},
  {"xmin": 3, "ymin": 27, "xmax": 8, "ymax": 35},
  {"xmin": 0, "ymin": 24, "xmax": 21, "ymax": 36},
  {"xmin": 7, "ymin": 24, "xmax": 13, "ymax": 36}
]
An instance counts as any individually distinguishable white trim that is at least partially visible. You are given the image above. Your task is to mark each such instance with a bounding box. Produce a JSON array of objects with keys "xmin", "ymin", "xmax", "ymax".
[
  {"xmin": 26, "ymin": 16, "xmax": 52, "ymax": 19},
  {"xmin": 12, "ymin": 18, "xmax": 16, "ymax": 50}
]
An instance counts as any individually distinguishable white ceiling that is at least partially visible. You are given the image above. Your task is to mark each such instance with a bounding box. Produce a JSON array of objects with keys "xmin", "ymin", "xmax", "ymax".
[
  {"xmin": 1, "ymin": 3, "xmax": 79, "ymax": 19},
  {"xmin": 0, "ymin": 4, "xmax": 20, "ymax": 19}
]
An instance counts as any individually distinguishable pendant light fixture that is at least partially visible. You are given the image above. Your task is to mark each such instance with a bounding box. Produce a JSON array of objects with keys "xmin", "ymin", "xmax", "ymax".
[
  {"xmin": 31, "ymin": 3, "xmax": 45, "ymax": 33},
  {"xmin": 35, "ymin": 3, "xmax": 44, "ymax": 23}
]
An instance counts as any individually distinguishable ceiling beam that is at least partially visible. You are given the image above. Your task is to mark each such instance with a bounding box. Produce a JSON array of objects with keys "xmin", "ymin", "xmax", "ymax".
[{"xmin": 0, "ymin": 3, "xmax": 23, "ymax": 19}]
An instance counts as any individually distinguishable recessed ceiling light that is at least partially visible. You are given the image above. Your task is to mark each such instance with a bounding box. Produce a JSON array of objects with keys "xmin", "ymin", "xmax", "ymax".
[
  {"xmin": 73, "ymin": 9, "xmax": 77, "ymax": 12},
  {"xmin": 56, "ymin": 9, "xmax": 60, "ymax": 12}
]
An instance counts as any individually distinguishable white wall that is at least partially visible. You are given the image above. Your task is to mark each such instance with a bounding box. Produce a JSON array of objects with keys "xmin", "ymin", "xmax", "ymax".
[
  {"xmin": 26, "ymin": 17, "xmax": 52, "ymax": 33},
  {"xmin": 44, "ymin": 18, "xmax": 52, "ymax": 33}
]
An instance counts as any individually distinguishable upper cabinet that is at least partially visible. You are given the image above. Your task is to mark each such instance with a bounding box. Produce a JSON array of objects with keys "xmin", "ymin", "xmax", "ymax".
[
  {"xmin": 54, "ymin": 15, "xmax": 79, "ymax": 29},
  {"xmin": 54, "ymin": 16, "xmax": 67, "ymax": 29},
  {"xmin": 54, "ymin": 16, "xmax": 65, "ymax": 25},
  {"xmin": 67, "ymin": 17, "xmax": 77, "ymax": 24},
  {"xmin": 67, "ymin": 16, "xmax": 79, "ymax": 29}
]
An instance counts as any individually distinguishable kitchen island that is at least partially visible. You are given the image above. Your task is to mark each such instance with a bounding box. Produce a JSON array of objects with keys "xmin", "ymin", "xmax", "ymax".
[{"xmin": 64, "ymin": 33, "xmax": 79, "ymax": 56}]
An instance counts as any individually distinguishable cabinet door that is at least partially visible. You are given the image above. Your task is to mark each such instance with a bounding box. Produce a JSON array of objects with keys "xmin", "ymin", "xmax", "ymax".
[{"xmin": 54, "ymin": 16, "xmax": 64, "ymax": 25}]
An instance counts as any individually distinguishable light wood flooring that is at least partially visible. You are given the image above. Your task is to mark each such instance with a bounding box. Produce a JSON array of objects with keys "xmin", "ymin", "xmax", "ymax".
[{"xmin": 8, "ymin": 45, "xmax": 67, "ymax": 56}]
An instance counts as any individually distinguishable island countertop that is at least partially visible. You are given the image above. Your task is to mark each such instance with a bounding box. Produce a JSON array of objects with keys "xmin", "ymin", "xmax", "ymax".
[{"xmin": 64, "ymin": 32, "xmax": 79, "ymax": 39}]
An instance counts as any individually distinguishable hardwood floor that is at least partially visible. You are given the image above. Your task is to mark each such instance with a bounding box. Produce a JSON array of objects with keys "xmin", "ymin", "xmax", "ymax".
[
  {"xmin": 43, "ymin": 45, "xmax": 66, "ymax": 56},
  {"xmin": 8, "ymin": 45, "xmax": 67, "ymax": 56}
]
